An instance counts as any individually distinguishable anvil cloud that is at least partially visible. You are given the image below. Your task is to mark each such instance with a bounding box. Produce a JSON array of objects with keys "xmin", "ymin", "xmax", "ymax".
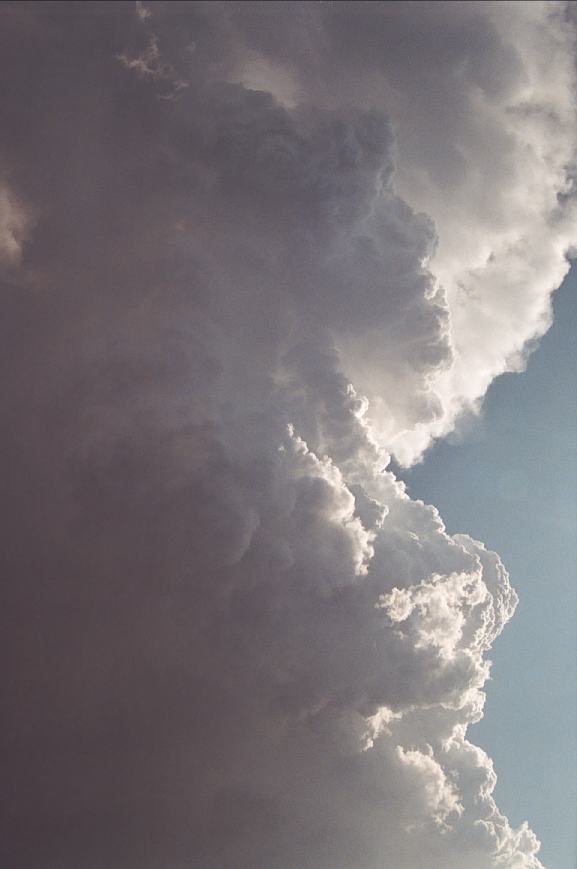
[{"xmin": 2, "ymin": 3, "xmax": 574, "ymax": 868}]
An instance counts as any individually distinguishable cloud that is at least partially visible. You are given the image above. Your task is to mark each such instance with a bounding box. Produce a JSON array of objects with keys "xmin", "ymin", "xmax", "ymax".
[
  {"xmin": 194, "ymin": 0, "xmax": 577, "ymax": 463},
  {"xmin": 1, "ymin": 2, "xmax": 571, "ymax": 867},
  {"xmin": 0, "ymin": 184, "xmax": 31, "ymax": 265},
  {"xmin": 135, "ymin": 0, "xmax": 151, "ymax": 22},
  {"xmin": 117, "ymin": 32, "xmax": 189, "ymax": 99}
]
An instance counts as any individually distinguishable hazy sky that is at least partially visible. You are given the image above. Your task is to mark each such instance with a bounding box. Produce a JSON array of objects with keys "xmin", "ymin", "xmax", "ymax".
[{"xmin": 1, "ymin": 3, "xmax": 576, "ymax": 868}]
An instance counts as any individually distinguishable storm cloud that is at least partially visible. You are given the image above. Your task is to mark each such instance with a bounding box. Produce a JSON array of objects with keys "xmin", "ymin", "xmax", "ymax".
[{"xmin": 2, "ymin": 3, "xmax": 574, "ymax": 868}]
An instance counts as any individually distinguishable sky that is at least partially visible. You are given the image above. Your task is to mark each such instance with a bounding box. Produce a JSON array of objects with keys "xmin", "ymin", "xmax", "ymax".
[
  {"xmin": 399, "ymin": 270, "xmax": 577, "ymax": 869},
  {"xmin": 1, "ymin": 3, "xmax": 576, "ymax": 869}
]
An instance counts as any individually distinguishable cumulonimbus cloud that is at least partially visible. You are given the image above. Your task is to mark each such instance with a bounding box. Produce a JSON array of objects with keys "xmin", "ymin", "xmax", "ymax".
[{"xmin": 1, "ymin": 2, "xmax": 573, "ymax": 867}]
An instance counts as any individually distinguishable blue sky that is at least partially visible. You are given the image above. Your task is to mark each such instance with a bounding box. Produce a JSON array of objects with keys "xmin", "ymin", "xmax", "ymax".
[{"xmin": 399, "ymin": 270, "xmax": 577, "ymax": 868}]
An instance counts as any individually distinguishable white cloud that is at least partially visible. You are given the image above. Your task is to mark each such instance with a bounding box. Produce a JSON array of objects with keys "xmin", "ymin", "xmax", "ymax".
[{"xmin": 209, "ymin": 0, "xmax": 577, "ymax": 464}]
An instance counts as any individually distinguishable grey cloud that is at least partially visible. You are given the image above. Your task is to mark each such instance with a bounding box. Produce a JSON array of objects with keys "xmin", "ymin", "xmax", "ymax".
[{"xmin": 1, "ymin": 2, "xmax": 566, "ymax": 867}]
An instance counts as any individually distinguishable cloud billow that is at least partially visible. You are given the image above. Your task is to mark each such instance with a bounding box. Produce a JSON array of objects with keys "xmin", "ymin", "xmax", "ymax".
[{"xmin": 2, "ymin": 2, "xmax": 573, "ymax": 867}]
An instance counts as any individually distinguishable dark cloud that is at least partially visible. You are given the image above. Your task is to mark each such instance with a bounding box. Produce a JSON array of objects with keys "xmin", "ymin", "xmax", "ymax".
[{"xmin": 1, "ymin": 2, "xmax": 571, "ymax": 867}]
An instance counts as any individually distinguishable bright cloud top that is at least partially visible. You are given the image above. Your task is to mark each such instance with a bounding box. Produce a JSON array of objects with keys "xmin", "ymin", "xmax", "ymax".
[{"xmin": 1, "ymin": 3, "xmax": 574, "ymax": 868}]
